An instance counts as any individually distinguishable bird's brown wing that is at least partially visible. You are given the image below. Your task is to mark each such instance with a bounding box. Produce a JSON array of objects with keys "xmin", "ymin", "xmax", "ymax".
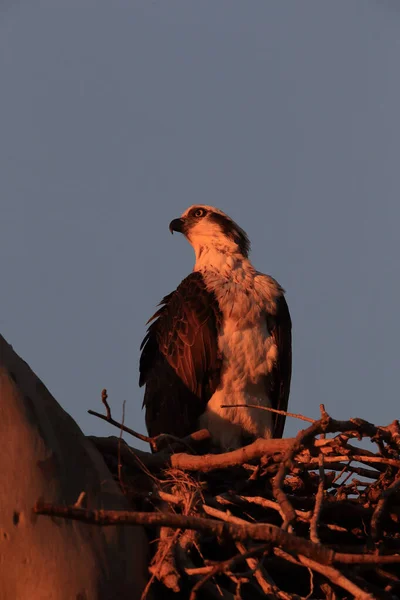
[
  {"xmin": 139, "ymin": 272, "xmax": 222, "ymax": 439},
  {"xmin": 265, "ymin": 294, "xmax": 292, "ymax": 438}
]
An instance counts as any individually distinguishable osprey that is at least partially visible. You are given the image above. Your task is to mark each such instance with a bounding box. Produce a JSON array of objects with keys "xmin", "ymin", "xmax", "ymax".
[{"xmin": 139, "ymin": 205, "xmax": 292, "ymax": 450}]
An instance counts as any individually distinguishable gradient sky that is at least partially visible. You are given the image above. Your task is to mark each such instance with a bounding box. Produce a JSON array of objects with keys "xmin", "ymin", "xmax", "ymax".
[{"xmin": 1, "ymin": 1, "xmax": 399, "ymax": 449}]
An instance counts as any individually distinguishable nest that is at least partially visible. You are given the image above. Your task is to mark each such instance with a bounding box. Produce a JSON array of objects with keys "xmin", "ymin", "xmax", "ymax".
[{"xmin": 36, "ymin": 401, "xmax": 400, "ymax": 599}]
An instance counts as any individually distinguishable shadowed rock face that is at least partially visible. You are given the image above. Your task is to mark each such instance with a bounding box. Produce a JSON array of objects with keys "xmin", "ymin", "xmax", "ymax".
[{"xmin": 0, "ymin": 335, "xmax": 151, "ymax": 600}]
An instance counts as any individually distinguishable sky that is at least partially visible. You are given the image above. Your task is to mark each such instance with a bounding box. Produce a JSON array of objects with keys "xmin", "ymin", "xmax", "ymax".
[{"xmin": 1, "ymin": 1, "xmax": 399, "ymax": 450}]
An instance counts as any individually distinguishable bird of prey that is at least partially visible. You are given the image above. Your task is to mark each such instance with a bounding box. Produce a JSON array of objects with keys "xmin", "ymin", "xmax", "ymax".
[{"xmin": 139, "ymin": 205, "xmax": 292, "ymax": 450}]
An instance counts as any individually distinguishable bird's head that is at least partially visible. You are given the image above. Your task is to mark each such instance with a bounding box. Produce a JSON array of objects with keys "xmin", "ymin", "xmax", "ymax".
[{"xmin": 169, "ymin": 205, "xmax": 250, "ymax": 263}]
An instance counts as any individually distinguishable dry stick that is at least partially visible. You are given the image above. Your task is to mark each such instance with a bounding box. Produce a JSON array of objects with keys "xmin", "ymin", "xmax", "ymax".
[
  {"xmin": 178, "ymin": 531, "xmax": 234, "ymax": 600},
  {"xmin": 89, "ymin": 429, "xmax": 383, "ymax": 476},
  {"xmin": 374, "ymin": 567, "xmax": 400, "ymax": 584},
  {"xmin": 371, "ymin": 474, "xmax": 400, "ymax": 542},
  {"xmin": 215, "ymin": 493, "xmax": 313, "ymax": 532},
  {"xmin": 88, "ymin": 429, "xmax": 212, "ymax": 471},
  {"xmin": 201, "ymin": 503, "xmax": 281, "ymax": 596},
  {"xmin": 305, "ymin": 565, "xmax": 314, "ymax": 600},
  {"xmin": 273, "ymin": 420, "xmax": 324, "ymax": 528},
  {"xmin": 117, "ymin": 400, "xmax": 127, "ymax": 493},
  {"xmin": 239, "ymin": 495, "xmax": 313, "ymax": 523},
  {"xmin": 383, "ymin": 420, "xmax": 400, "ymax": 450},
  {"xmin": 220, "ymin": 403, "xmax": 316, "ymax": 424},
  {"xmin": 188, "ymin": 545, "xmax": 270, "ymax": 600},
  {"xmin": 188, "ymin": 565, "xmax": 222, "ymax": 600},
  {"xmin": 101, "ymin": 388, "xmax": 111, "ymax": 419},
  {"xmin": 90, "ymin": 398, "xmax": 198, "ymax": 454},
  {"xmin": 274, "ymin": 549, "xmax": 374, "ymax": 600},
  {"xmin": 169, "ymin": 437, "xmax": 292, "ymax": 472},
  {"xmin": 204, "ymin": 504, "xmax": 400, "ymax": 565},
  {"xmin": 90, "ymin": 390, "xmax": 211, "ymax": 453},
  {"xmin": 185, "ymin": 566, "xmax": 217, "ymax": 576},
  {"xmin": 35, "ymin": 501, "xmax": 339, "ymax": 565},
  {"xmin": 141, "ymin": 527, "xmax": 182, "ymax": 599},
  {"xmin": 235, "ymin": 540, "xmax": 280, "ymax": 598},
  {"xmin": 301, "ymin": 459, "xmax": 380, "ymax": 479},
  {"xmin": 331, "ymin": 460, "xmax": 353, "ymax": 485},
  {"xmin": 93, "ymin": 435, "xmax": 293, "ymax": 472},
  {"xmin": 272, "ymin": 409, "xmax": 397, "ymax": 528},
  {"xmin": 309, "ymin": 454, "xmax": 325, "ymax": 544},
  {"xmin": 297, "ymin": 555, "xmax": 375, "ymax": 600},
  {"xmin": 345, "ymin": 455, "xmax": 400, "ymax": 469},
  {"xmin": 304, "ymin": 454, "xmax": 398, "ymax": 469},
  {"xmin": 216, "ymin": 493, "xmax": 287, "ymax": 522},
  {"xmin": 88, "ymin": 408, "xmax": 155, "ymax": 448},
  {"xmin": 89, "ymin": 434, "xmax": 381, "ymax": 504},
  {"xmin": 325, "ymin": 524, "xmax": 348, "ymax": 533}
]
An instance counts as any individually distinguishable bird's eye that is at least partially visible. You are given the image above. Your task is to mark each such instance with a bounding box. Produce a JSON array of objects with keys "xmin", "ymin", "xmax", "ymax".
[{"xmin": 194, "ymin": 208, "xmax": 206, "ymax": 218}]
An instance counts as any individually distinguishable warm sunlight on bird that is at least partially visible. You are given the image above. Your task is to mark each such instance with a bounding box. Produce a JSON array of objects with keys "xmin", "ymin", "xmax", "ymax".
[{"xmin": 139, "ymin": 205, "xmax": 292, "ymax": 450}]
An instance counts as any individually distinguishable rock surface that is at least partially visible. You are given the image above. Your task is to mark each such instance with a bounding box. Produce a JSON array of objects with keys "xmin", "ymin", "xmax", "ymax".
[{"xmin": 0, "ymin": 334, "xmax": 150, "ymax": 600}]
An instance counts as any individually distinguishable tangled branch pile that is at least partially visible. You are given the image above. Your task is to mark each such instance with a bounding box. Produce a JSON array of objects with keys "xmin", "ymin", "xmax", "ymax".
[{"xmin": 35, "ymin": 403, "xmax": 400, "ymax": 599}]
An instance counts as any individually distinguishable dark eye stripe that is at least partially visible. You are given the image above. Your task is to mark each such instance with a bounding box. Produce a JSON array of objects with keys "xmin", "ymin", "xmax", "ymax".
[{"xmin": 208, "ymin": 212, "xmax": 250, "ymax": 257}]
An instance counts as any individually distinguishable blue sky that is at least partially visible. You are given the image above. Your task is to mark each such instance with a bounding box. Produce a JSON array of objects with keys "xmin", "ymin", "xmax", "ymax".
[{"xmin": 1, "ymin": 1, "xmax": 399, "ymax": 448}]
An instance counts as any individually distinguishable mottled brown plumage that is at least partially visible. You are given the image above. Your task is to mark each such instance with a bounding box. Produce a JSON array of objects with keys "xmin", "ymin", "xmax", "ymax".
[
  {"xmin": 265, "ymin": 295, "xmax": 292, "ymax": 439},
  {"xmin": 139, "ymin": 272, "xmax": 222, "ymax": 439}
]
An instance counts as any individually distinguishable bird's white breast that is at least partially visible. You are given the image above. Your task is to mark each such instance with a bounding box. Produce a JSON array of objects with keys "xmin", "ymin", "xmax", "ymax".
[{"xmin": 198, "ymin": 261, "xmax": 280, "ymax": 449}]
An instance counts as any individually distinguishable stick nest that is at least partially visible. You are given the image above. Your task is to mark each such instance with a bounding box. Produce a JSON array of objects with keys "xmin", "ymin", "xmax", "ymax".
[{"xmin": 37, "ymin": 404, "xmax": 400, "ymax": 599}]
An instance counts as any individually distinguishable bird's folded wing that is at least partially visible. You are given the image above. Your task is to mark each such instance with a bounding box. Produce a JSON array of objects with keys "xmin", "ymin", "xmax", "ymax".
[
  {"xmin": 139, "ymin": 272, "xmax": 222, "ymax": 438},
  {"xmin": 265, "ymin": 294, "xmax": 292, "ymax": 439}
]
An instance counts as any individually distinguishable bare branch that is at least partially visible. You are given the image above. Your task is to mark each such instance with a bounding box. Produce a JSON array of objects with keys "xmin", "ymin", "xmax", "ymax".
[
  {"xmin": 101, "ymin": 388, "xmax": 111, "ymax": 419},
  {"xmin": 371, "ymin": 474, "xmax": 400, "ymax": 542},
  {"xmin": 220, "ymin": 403, "xmax": 316, "ymax": 424},
  {"xmin": 35, "ymin": 501, "xmax": 339, "ymax": 565},
  {"xmin": 297, "ymin": 555, "xmax": 374, "ymax": 600},
  {"xmin": 88, "ymin": 408, "xmax": 154, "ymax": 448},
  {"xmin": 310, "ymin": 454, "xmax": 325, "ymax": 544}
]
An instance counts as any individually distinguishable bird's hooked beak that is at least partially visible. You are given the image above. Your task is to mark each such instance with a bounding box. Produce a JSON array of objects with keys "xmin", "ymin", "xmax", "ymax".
[{"xmin": 169, "ymin": 218, "xmax": 185, "ymax": 234}]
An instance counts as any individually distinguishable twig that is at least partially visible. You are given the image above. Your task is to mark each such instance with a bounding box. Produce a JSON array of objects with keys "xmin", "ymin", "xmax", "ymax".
[
  {"xmin": 178, "ymin": 531, "xmax": 234, "ymax": 600},
  {"xmin": 88, "ymin": 408, "xmax": 155, "ymax": 448},
  {"xmin": 189, "ymin": 564, "xmax": 221, "ymax": 600},
  {"xmin": 74, "ymin": 492, "xmax": 86, "ymax": 508},
  {"xmin": 101, "ymin": 388, "xmax": 111, "ymax": 419},
  {"xmin": 310, "ymin": 454, "xmax": 325, "ymax": 544},
  {"xmin": 301, "ymin": 460, "xmax": 380, "ymax": 479},
  {"xmin": 199, "ymin": 504, "xmax": 280, "ymax": 596},
  {"xmin": 297, "ymin": 555, "xmax": 375, "ymax": 600},
  {"xmin": 141, "ymin": 527, "xmax": 181, "ymax": 599},
  {"xmin": 188, "ymin": 545, "xmax": 270, "ymax": 600},
  {"xmin": 371, "ymin": 474, "xmax": 400, "ymax": 542},
  {"xmin": 216, "ymin": 493, "xmax": 286, "ymax": 521},
  {"xmin": 331, "ymin": 461, "xmax": 353, "ymax": 485},
  {"xmin": 117, "ymin": 400, "xmax": 126, "ymax": 492},
  {"xmin": 220, "ymin": 404, "xmax": 316, "ymax": 424},
  {"xmin": 235, "ymin": 541, "xmax": 277, "ymax": 598},
  {"xmin": 274, "ymin": 550, "xmax": 375, "ymax": 599}
]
